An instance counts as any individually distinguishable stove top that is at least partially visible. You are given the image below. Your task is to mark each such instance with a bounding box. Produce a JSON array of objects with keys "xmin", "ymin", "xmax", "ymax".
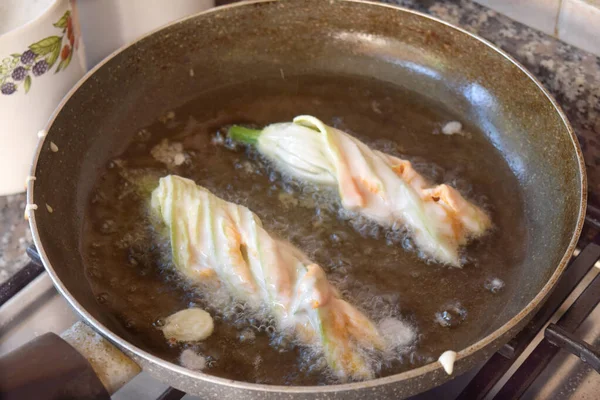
[{"xmin": 2, "ymin": 232, "xmax": 600, "ymax": 399}]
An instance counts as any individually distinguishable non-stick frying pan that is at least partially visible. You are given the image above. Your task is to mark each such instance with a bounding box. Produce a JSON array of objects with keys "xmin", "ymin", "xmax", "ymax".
[{"xmin": 13, "ymin": 0, "xmax": 587, "ymax": 398}]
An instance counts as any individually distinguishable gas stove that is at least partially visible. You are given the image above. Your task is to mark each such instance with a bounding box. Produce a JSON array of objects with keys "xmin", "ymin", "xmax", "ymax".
[{"xmin": 2, "ymin": 216, "xmax": 600, "ymax": 399}]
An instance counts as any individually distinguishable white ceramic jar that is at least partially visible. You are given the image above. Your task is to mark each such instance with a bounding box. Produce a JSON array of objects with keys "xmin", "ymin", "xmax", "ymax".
[
  {"xmin": 0, "ymin": 0, "xmax": 87, "ymax": 195},
  {"xmin": 78, "ymin": 0, "xmax": 215, "ymax": 68},
  {"xmin": 0, "ymin": 0, "xmax": 216, "ymax": 196}
]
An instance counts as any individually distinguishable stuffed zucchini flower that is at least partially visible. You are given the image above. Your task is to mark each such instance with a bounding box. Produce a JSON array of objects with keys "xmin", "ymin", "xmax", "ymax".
[
  {"xmin": 228, "ymin": 116, "xmax": 491, "ymax": 266},
  {"xmin": 151, "ymin": 175, "xmax": 385, "ymax": 380}
]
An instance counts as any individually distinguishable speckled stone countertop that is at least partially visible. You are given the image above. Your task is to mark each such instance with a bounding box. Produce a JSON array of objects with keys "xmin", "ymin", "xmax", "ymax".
[
  {"xmin": 0, "ymin": 194, "xmax": 31, "ymax": 284},
  {"xmin": 1, "ymin": 0, "xmax": 599, "ymax": 284}
]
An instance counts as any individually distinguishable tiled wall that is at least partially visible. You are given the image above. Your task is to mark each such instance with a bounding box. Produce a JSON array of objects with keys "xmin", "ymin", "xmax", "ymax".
[{"xmin": 475, "ymin": 0, "xmax": 600, "ymax": 56}]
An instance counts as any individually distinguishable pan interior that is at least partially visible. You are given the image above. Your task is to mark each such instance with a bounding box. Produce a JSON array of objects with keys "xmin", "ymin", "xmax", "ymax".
[
  {"xmin": 31, "ymin": 0, "xmax": 582, "ymax": 388},
  {"xmin": 80, "ymin": 73, "xmax": 526, "ymax": 384}
]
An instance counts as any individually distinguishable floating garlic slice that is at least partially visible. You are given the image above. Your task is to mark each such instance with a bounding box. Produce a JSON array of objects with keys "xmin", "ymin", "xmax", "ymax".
[
  {"xmin": 50, "ymin": 141, "xmax": 59, "ymax": 152},
  {"xmin": 442, "ymin": 121, "xmax": 462, "ymax": 135},
  {"xmin": 161, "ymin": 308, "xmax": 214, "ymax": 342},
  {"xmin": 46, "ymin": 203, "xmax": 54, "ymax": 213},
  {"xmin": 173, "ymin": 153, "xmax": 185, "ymax": 166},
  {"xmin": 438, "ymin": 350, "xmax": 457, "ymax": 375}
]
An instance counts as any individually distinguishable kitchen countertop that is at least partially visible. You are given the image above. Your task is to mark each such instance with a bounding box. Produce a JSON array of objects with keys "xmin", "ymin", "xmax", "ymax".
[
  {"xmin": 1, "ymin": 0, "xmax": 599, "ymax": 284},
  {"xmin": 0, "ymin": 194, "xmax": 31, "ymax": 284}
]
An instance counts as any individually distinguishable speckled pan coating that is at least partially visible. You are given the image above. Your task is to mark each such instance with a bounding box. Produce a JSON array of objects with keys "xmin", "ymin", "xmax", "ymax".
[{"xmin": 27, "ymin": 0, "xmax": 585, "ymax": 398}]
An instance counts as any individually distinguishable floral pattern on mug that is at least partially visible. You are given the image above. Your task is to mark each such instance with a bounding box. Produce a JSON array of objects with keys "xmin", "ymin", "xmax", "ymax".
[{"xmin": 0, "ymin": 7, "xmax": 81, "ymax": 96}]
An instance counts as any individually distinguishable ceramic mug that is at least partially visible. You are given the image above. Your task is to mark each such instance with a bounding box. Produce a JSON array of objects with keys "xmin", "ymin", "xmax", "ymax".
[{"xmin": 0, "ymin": 0, "xmax": 87, "ymax": 196}]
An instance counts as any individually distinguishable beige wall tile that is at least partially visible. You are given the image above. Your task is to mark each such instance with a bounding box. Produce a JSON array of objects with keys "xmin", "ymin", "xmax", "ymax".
[
  {"xmin": 558, "ymin": 0, "xmax": 600, "ymax": 55},
  {"xmin": 474, "ymin": 0, "xmax": 562, "ymax": 35}
]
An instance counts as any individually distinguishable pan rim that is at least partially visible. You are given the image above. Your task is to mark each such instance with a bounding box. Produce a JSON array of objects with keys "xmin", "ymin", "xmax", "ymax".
[{"xmin": 27, "ymin": 0, "xmax": 587, "ymax": 394}]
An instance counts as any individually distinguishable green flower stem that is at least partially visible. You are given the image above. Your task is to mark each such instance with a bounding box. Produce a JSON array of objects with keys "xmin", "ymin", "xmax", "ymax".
[{"xmin": 227, "ymin": 126, "xmax": 262, "ymax": 145}]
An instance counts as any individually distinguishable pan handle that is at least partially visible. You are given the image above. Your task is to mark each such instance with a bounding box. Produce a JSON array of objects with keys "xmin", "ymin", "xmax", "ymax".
[
  {"xmin": 1, "ymin": 245, "xmax": 143, "ymax": 399},
  {"xmin": 60, "ymin": 321, "xmax": 143, "ymax": 393},
  {"xmin": 0, "ymin": 321, "xmax": 141, "ymax": 400},
  {"xmin": 0, "ymin": 331, "xmax": 109, "ymax": 399}
]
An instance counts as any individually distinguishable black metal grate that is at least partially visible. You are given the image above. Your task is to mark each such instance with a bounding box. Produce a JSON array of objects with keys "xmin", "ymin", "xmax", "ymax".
[
  {"xmin": 457, "ymin": 232, "xmax": 600, "ymax": 399},
  {"xmin": 157, "ymin": 387, "xmax": 186, "ymax": 400},
  {"xmin": 492, "ymin": 263, "xmax": 600, "ymax": 398},
  {"xmin": 0, "ymin": 246, "xmax": 46, "ymax": 307}
]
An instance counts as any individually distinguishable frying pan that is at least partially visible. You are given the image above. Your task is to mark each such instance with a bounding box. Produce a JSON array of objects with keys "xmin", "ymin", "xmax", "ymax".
[{"xmin": 12, "ymin": 0, "xmax": 587, "ymax": 398}]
